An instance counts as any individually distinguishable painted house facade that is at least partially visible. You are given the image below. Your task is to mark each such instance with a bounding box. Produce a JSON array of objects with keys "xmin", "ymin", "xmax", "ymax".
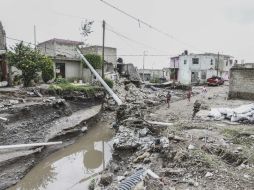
[
  {"xmin": 37, "ymin": 38, "xmax": 84, "ymax": 80},
  {"xmin": 170, "ymin": 52, "xmax": 235, "ymax": 85}
]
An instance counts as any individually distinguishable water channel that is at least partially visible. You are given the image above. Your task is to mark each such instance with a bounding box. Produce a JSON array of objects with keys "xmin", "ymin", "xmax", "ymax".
[{"xmin": 9, "ymin": 120, "xmax": 113, "ymax": 190}]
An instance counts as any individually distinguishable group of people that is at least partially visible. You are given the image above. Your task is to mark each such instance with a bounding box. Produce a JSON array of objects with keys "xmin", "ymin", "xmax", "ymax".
[{"xmin": 166, "ymin": 85, "xmax": 207, "ymax": 108}]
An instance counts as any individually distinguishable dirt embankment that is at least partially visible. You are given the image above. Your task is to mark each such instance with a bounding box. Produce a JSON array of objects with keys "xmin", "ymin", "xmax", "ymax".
[{"xmin": 0, "ymin": 87, "xmax": 104, "ymax": 190}]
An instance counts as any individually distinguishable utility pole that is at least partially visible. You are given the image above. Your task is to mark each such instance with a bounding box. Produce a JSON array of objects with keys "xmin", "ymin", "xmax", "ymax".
[
  {"xmin": 217, "ymin": 52, "xmax": 219, "ymax": 76},
  {"xmin": 142, "ymin": 51, "xmax": 146, "ymax": 81},
  {"xmin": 34, "ymin": 25, "xmax": 37, "ymax": 49},
  {"xmin": 102, "ymin": 20, "xmax": 105, "ymax": 79}
]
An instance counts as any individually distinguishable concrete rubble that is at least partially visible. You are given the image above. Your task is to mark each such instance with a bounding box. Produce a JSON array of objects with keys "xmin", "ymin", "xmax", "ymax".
[{"xmin": 93, "ymin": 79, "xmax": 254, "ymax": 190}]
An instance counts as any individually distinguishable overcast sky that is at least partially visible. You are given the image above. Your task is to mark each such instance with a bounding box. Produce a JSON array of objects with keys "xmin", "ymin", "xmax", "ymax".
[{"xmin": 1, "ymin": 0, "xmax": 254, "ymax": 69}]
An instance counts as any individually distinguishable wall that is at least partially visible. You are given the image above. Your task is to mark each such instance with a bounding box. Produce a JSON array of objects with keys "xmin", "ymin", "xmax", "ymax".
[{"xmin": 229, "ymin": 68, "xmax": 254, "ymax": 100}]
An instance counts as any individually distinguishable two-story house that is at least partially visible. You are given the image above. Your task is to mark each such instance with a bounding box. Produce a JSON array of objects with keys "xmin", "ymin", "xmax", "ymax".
[{"xmin": 170, "ymin": 52, "xmax": 235, "ymax": 85}]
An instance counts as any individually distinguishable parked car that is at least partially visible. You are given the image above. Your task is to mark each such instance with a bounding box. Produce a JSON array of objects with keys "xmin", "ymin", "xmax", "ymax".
[{"xmin": 207, "ymin": 76, "xmax": 224, "ymax": 86}]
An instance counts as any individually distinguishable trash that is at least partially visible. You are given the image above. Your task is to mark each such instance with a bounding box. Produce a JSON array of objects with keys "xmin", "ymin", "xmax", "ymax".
[{"xmin": 208, "ymin": 104, "xmax": 254, "ymax": 123}]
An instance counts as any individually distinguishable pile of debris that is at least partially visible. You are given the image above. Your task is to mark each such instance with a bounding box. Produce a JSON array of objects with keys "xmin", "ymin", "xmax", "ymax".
[{"xmin": 208, "ymin": 104, "xmax": 254, "ymax": 123}]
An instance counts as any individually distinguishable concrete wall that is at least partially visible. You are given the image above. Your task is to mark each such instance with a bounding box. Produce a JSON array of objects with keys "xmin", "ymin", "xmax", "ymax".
[
  {"xmin": 37, "ymin": 41, "xmax": 80, "ymax": 59},
  {"xmin": 229, "ymin": 68, "xmax": 254, "ymax": 100}
]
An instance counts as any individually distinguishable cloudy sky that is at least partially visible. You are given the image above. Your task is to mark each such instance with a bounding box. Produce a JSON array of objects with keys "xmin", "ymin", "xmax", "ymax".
[{"xmin": 1, "ymin": 0, "xmax": 254, "ymax": 69}]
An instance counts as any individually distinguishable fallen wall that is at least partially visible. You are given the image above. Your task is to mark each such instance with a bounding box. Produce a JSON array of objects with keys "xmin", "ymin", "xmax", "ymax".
[{"xmin": 229, "ymin": 67, "xmax": 254, "ymax": 100}]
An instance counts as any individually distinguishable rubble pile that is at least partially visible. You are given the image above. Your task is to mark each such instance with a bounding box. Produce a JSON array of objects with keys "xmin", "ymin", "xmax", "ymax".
[{"xmin": 208, "ymin": 104, "xmax": 254, "ymax": 123}]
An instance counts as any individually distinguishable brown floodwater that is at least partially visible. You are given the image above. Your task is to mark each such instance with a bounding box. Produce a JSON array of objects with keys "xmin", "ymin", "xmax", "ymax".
[{"xmin": 9, "ymin": 121, "xmax": 113, "ymax": 190}]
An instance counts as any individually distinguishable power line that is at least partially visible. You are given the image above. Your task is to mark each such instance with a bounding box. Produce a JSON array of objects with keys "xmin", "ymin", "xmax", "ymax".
[
  {"xmin": 99, "ymin": 0, "xmax": 203, "ymax": 51},
  {"xmin": 105, "ymin": 24, "xmax": 168, "ymax": 53}
]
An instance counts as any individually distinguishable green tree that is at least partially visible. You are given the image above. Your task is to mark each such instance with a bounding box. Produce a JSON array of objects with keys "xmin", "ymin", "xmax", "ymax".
[
  {"xmin": 84, "ymin": 54, "xmax": 102, "ymax": 69},
  {"xmin": 41, "ymin": 56, "xmax": 54, "ymax": 83},
  {"xmin": 7, "ymin": 42, "xmax": 54, "ymax": 86}
]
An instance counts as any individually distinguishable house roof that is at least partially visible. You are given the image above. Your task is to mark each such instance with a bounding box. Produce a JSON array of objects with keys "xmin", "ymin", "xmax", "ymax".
[
  {"xmin": 38, "ymin": 38, "xmax": 84, "ymax": 46},
  {"xmin": 82, "ymin": 45, "xmax": 116, "ymax": 50}
]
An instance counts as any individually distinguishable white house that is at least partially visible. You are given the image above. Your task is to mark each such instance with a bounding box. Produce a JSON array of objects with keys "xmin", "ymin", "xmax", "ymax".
[
  {"xmin": 37, "ymin": 38, "xmax": 84, "ymax": 81},
  {"xmin": 170, "ymin": 52, "xmax": 235, "ymax": 85}
]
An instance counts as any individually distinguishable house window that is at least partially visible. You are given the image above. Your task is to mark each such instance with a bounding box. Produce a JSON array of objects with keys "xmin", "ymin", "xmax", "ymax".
[
  {"xmin": 192, "ymin": 58, "xmax": 199, "ymax": 64},
  {"xmin": 184, "ymin": 60, "xmax": 187, "ymax": 64},
  {"xmin": 230, "ymin": 60, "xmax": 233, "ymax": 65},
  {"xmin": 211, "ymin": 59, "xmax": 213, "ymax": 65},
  {"xmin": 226, "ymin": 61, "xmax": 228, "ymax": 66}
]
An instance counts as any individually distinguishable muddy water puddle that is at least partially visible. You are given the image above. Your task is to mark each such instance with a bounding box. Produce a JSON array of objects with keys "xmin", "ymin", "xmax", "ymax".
[{"xmin": 9, "ymin": 121, "xmax": 113, "ymax": 190}]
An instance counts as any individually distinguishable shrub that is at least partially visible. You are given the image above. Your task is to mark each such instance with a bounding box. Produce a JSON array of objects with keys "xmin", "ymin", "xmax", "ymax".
[
  {"xmin": 84, "ymin": 54, "xmax": 102, "ymax": 69},
  {"xmin": 104, "ymin": 78, "xmax": 113, "ymax": 88},
  {"xmin": 41, "ymin": 57, "xmax": 54, "ymax": 83}
]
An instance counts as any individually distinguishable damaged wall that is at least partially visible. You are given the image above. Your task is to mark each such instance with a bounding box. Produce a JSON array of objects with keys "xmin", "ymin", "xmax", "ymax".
[{"xmin": 229, "ymin": 67, "xmax": 254, "ymax": 100}]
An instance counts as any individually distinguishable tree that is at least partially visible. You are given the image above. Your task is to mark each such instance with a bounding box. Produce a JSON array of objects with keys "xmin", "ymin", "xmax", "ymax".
[
  {"xmin": 41, "ymin": 56, "xmax": 54, "ymax": 83},
  {"xmin": 84, "ymin": 54, "xmax": 102, "ymax": 69},
  {"xmin": 7, "ymin": 42, "xmax": 54, "ymax": 86},
  {"xmin": 81, "ymin": 20, "xmax": 94, "ymax": 42}
]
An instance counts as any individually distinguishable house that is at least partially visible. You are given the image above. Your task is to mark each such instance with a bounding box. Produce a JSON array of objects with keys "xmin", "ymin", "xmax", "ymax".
[
  {"xmin": 229, "ymin": 64, "xmax": 254, "ymax": 100},
  {"xmin": 170, "ymin": 51, "xmax": 235, "ymax": 85},
  {"xmin": 0, "ymin": 21, "xmax": 7, "ymax": 83},
  {"xmin": 37, "ymin": 38, "xmax": 84, "ymax": 81},
  {"xmin": 138, "ymin": 69, "xmax": 164, "ymax": 82}
]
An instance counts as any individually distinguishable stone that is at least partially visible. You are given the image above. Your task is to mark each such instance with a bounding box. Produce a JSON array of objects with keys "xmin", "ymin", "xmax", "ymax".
[
  {"xmin": 205, "ymin": 172, "xmax": 213, "ymax": 178},
  {"xmin": 188, "ymin": 144, "xmax": 195, "ymax": 150}
]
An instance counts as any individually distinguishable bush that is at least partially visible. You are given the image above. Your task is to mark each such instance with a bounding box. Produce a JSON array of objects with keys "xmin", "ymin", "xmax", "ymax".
[
  {"xmin": 41, "ymin": 57, "xmax": 54, "ymax": 83},
  {"xmin": 104, "ymin": 78, "xmax": 113, "ymax": 88},
  {"xmin": 55, "ymin": 77, "xmax": 69, "ymax": 84},
  {"xmin": 84, "ymin": 54, "xmax": 102, "ymax": 69}
]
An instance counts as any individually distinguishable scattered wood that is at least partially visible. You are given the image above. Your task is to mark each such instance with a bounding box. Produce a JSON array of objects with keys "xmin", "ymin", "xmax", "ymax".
[{"xmin": 0, "ymin": 117, "xmax": 8, "ymax": 122}]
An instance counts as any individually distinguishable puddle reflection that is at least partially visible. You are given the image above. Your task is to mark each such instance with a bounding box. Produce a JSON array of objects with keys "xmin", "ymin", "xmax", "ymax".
[{"xmin": 9, "ymin": 121, "xmax": 113, "ymax": 190}]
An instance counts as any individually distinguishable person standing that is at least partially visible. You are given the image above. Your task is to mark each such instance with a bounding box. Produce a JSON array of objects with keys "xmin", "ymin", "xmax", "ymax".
[
  {"xmin": 187, "ymin": 89, "xmax": 192, "ymax": 102},
  {"xmin": 202, "ymin": 86, "xmax": 207, "ymax": 98},
  {"xmin": 166, "ymin": 91, "xmax": 172, "ymax": 108}
]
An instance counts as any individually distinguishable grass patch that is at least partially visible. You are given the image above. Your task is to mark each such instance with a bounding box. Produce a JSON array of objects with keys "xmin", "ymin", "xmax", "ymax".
[
  {"xmin": 49, "ymin": 83, "xmax": 102, "ymax": 95},
  {"xmin": 223, "ymin": 128, "xmax": 254, "ymax": 147}
]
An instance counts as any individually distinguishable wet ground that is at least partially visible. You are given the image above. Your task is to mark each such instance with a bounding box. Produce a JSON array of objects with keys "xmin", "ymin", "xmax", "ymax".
[{"xmin": 8, "ymin": 120, "xmax": 113, "ymax": 190}]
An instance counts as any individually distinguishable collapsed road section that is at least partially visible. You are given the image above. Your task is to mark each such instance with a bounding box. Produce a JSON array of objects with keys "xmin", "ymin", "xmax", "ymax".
[{"xmin": 0, "ymin": 87, "xmax": 104, "ymax": 190}]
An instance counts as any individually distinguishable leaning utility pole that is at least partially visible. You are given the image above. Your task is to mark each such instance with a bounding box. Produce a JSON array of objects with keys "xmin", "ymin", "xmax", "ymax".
[
  {"xmin": 102, "ymin": 20, "xmax": 105, "ymax": 79},
  {"xmin": 217, "ymin": 52, "xmax": 219, "ymax": 76}
]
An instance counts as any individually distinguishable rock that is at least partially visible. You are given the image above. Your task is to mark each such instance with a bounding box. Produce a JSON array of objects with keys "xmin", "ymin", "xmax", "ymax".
[
  {"xmin": 205, "ymin": 172, "xmax": 213, "ymax": 178},
  {"xmin": 139, "ymin": 128, "xmax": 150, "ymax": 137},
  {"xmin": 117, "ymin": 176, "xmax": 125, "ymax": 182},
  {"xmin": 9, "ymin": 100, "xmax": 19, "ymax": 105},
  {"xmin": 188, "ymin": 144, "xmax": 195, "ymax": 150},
  {"xmin": 133, "ymin": 181, "xmax": 145, "ymax": 190},
  {"xmin": 143, "ymin": 157, "xmax": 151, "ymax": 164},
  {"xmin": 133, "ymin": 152, "xmax": 150, "ymax": 163},
  {"xmin": 81, "ymin": 126, "xmax": 88, "ymax": 133},
  {"xmin": 99, "ymin": 173, "xmax": 113, "ymax": 186}
]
